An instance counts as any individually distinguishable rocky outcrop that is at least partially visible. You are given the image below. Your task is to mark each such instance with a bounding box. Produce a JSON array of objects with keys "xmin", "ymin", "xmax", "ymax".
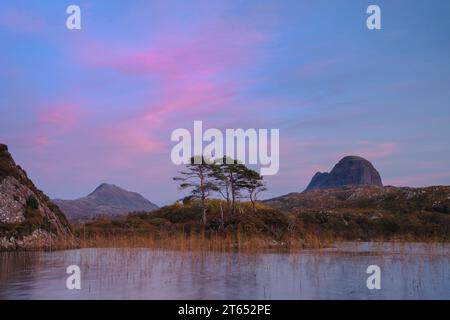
[
  {"xmin": 53, "ymin": 183, "xmax": 158, "ymax": 222},
  {"xmin": 0, "ymin": 144, "xmax": 76, "ymax": 250},
  {"xmin": 305, "ymin": 156, "xmax": 383, "ymax": 191},
  {"xmin": 265, "ymin": 185, "xmax": 450, "ymax": 215},
  {"xmin": 264, "ymin": 185, "xmax": 450, "ymax": 241}
]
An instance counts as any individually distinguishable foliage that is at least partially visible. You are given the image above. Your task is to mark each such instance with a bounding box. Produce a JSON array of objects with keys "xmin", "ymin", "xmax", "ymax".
[{"xmin": 173, "ymin": 156, "xmax": 217, "ymax": 224}]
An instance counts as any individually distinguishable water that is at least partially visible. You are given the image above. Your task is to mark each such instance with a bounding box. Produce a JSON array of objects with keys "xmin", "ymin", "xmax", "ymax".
[{"xmin": 0, "ymin": 243, "xmax": 449, "ymax": 299}]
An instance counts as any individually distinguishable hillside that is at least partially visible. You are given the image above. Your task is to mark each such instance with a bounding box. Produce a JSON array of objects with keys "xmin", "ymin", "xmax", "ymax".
[
  {"xmin": 265, "ymin": 185, "xmax": 450, "ymax": 214},
  {"xmin": 0, "ymin": 144, "xmax": 76, "ymax": 250},
  {"xmin": 263, "ymin": 185, "xmax": 450, "ymax": 241},
  {"xmin": 74, "ymin": 185, "xmax": 450, "ymax": 251},
  {"xmin": 54, "ymin": 183, "xmax": 158, "ymax": 222}
]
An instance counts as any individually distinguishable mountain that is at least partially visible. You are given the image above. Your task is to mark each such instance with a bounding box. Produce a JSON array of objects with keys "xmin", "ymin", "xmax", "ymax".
[
  {"xmin": 305, "ymin": 155, "xmax": 382, "ymax": 191},
  {"xmin": 53, "ymin": 183, "xmax": 158, "ymax": 222},
  {"xmin": 0, "ymin": 144, "xmax": 75, "ymax": 250}
]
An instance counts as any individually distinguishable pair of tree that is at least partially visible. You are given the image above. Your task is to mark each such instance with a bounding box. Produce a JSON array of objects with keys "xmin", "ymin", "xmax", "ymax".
[
  {"xmin": 213, "ymin": 156, "xmax": 266, "ymax": 214},
  {"xmin": 173, "ymin": 156, "xmax": 266, "ymax": 224}
]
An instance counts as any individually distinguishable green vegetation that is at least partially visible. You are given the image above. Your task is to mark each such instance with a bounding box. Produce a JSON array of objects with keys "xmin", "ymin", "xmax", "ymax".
[
  {"xmin": 78, "ymin": 200, "xmax": 288, "ymax": 239},
  {"xmin": 296, "ymin": 209, "xmax": 449, "ymax": 241}
]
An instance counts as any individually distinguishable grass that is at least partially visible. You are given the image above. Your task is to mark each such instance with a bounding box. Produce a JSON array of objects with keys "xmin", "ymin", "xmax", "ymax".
[
  {"xmin": 71, "ymin": 199, "xmax": 449, "ymax": 252},
  {"xmin": 73, "ymin": 200, "xmax": 332, "ymax": 252},
  {"xmin": 75, "ymin": 228, "xmax": 331, "ymax": 252}
]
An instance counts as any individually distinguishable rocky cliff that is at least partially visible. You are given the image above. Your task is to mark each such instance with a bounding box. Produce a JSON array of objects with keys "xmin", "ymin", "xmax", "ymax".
[
  {"xmin": 0, "ymin": 144, "xmax": 76, "ymax": 250},
  {"xmin": 305, "ymin": 156, "xmax": 383, "ymax": 191}
]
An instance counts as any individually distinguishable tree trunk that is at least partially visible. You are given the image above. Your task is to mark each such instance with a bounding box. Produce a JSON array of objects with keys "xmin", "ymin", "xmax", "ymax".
[
  {"xmin": 199, "ymin": 166, "xmax": 207, "ymax": 225},
  {"xmin": 231, "ymin": 191, "xmax": 236, "ymax": 215},
  {"xmin": 228, "ymin": 170, "xmax": 236, "ymax": 215},
  {"xmin": 250, "ymin": 191, "xmax": 256, "ymax": 211},
  {"xmin": 202, "ymin": 205, "xmax": 207, "ymax": 225},
  {"xmin": 225, "ymin": 187, "xmax": 230, "ymax": 215}
]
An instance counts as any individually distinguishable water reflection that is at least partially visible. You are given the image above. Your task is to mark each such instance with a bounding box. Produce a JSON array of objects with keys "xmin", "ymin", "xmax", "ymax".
[{"xmin": 0, "ymin": 243, "xmax": 449, "ymax": 299}]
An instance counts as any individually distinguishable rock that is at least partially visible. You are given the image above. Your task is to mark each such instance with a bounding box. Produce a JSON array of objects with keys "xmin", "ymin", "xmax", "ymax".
[
  {"xmin": 305, "ymin": 156, "xmax": 383, "ymax": 191},
  {"xmin": 53, "ymin": 183, "xmax": 158, "ymax": 222},
  {"xmin": 305, "ymin": 172, "xmax": 330, "ymax": 190},
  {"xmin": 0, "ymin": 144, "xmax": 76, "ymax": 250},
  {"xmin": 369, "ymin": 212, "xmax": 384, "ymax": 220},
  {"xmin": 0, "ymin": 176, "xmax": 27, "ymax": 224}
]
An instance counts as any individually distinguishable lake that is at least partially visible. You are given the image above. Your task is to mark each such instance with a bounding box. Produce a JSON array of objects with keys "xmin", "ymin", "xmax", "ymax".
[{"xmin": 0, "ymin": 242, "xmax": 449, "ymax": 299}]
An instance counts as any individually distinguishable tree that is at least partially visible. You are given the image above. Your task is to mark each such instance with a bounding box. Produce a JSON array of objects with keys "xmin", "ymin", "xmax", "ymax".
[
  {"xmin": 212, "ymin": 156, "xmax": 248, "ymax": 215},
  {"xmin": 173, "ymin": 156, "xmax": 217, "ymax": 225},
  {"xmin": 210, "ymin": 159, "xmax": 231, "ymax": 211},
  {"xmin": 240, "ymin": 168, "xmax": 266, "ymax": 211}
]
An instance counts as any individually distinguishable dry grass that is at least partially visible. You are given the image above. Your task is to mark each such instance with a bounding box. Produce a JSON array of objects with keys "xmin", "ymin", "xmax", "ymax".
[
  {"xmin": 70, "ymin": 198, "xmax": 449, "ymax": 253},
  {"xmin": 75, "ymin": 228, "xmax": 449, "ymax": 253},
  {"xmin": 76, "ymin": 230, "xmax": 333, "ymax": 253}
]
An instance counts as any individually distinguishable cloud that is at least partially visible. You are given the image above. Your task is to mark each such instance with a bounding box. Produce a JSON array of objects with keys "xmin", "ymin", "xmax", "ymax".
[
  {"xmin": 66, "ymin": 18, "xmax": 271, "ymax": 156},
  {"xmin": 97, "ymin": 120, "xmax": 164, "ymax": 154},
  {"xmin": 71, "ymin": 17, "xmax": 269, "ymax": 113},
  {"xmin": 76, "ymin": 20, "xmax": 267, "ymax": 79},
  {"xmin": 37, "ymin": 103, "xmax": 87, "ymax": 131}
]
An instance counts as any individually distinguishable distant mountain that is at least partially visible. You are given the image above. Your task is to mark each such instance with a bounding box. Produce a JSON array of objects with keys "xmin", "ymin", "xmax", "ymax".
[
  {"xmin": 305, "ymin": 156, "xmax": 382, "ymax": 191},
  {"xmin": 0, "ymin": 144, "xmax": 75, "ymax": 250},
  {"xmin": 53, "ymin": 183, "xmax": 158, "ymax": 222}
]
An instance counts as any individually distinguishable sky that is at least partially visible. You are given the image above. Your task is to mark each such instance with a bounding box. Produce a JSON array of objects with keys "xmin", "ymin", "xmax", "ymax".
[{"xmin": 1, "ymin": 0, "xmax": 450, "ymax": 205}]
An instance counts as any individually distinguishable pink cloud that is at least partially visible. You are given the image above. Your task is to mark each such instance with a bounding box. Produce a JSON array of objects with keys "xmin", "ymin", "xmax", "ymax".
[
  {"xmin": 0, "ymin": 9, "xmax": 46, "ymax": 34},
  {"xmin": 37, "ymin": 104, "xmax": 87, "ymax": 130},
  {"xmin": 31, "ymin": 134, "xmax": 55, "ymax": 148},
  {"xmin": 72, "ymin": 18, "xmax": 267, "ymax": 106},
  {"xmin": 93, "ymin": 71, "xmax": 239, "ymax": 155},
  {"xmin": 76, "ymin": 20, "xmax": 267, "ymax": 79},
  {"xmin": 25, "ymin": 103, "xmax": 89, "ymax": 151},
  {"xmin": 69, "ymin": 20, "xmax": 269, "ymax": 155},
  {"xmin": 98, "ymin": 122, "xmax": 164, "ymax": 154}
]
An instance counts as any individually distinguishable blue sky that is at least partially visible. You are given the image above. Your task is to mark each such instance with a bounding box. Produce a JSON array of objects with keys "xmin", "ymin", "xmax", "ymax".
[{"xmin": 1, "ymin": 0, "xmax": 450, "ymax": 205}]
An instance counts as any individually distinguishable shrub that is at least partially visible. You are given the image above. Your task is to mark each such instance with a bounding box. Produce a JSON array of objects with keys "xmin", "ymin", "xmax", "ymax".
[{"xmin": 26, "ymin": 195, "xmax": 39, "ymax": 210}]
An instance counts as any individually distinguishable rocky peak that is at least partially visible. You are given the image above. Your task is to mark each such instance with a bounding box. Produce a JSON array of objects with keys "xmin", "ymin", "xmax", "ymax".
[
  {"xmin": 305, "ymin": 155, "xmax": 383, "ymax": 191},
  {"xmin": 88, "ymin": 183, "xmax": 123, "ymax": 197}
]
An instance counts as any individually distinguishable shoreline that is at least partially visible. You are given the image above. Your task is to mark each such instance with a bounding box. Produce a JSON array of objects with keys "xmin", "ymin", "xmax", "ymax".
[{"xmin": 2, "ymin": 238, "xmax": 449, "ymax": 254}]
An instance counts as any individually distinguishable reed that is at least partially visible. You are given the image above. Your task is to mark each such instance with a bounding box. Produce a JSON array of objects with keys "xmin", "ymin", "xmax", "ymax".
[
  {"xmin": 70, "ymin": 199, "xmax": 449, "ymax": 253},
  {"xmin": 76, "ymin": 230, "xmax": 330, "ymax": 253}
]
